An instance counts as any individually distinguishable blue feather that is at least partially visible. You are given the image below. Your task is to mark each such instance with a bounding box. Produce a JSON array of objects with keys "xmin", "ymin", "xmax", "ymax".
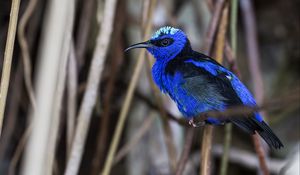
[{"xmin": 125, "ymin": 26, "xmax": 283, "ymax": 149}]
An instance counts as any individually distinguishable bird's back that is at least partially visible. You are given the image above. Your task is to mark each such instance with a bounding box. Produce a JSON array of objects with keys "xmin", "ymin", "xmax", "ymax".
[{"xmin": 152, "ymin": 50, "xmax": 283, "ymax": 149}]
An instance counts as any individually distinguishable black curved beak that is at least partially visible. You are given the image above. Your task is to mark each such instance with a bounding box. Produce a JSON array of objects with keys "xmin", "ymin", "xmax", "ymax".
[{"xmin": 124, "ymin": 41, "xmax": 152, "ymax": 52}]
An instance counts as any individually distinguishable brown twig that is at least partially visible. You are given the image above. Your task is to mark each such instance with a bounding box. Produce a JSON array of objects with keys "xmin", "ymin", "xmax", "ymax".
[
  {"xmin": 17, "ymin": 0, "xmax": 37, "ymax": 110},
  {"xmin": 201, "ymin": 1, "xmax": 228, "ymax": 174},
  {"xmin": 64, "ymin": 0, "xmax": 118, "ymax": 174},
  {"xmin": 200, "ymin": 125, "xmax": 214, "ymax": 175},
  {"xmin": 114, "ymin": 114, "xmax": 155, "ymax": 164},
  {"xmin": 203, "ymin": 0, "xmax": 227, "ymax": 55},
  {"xmin": 175, "ymin": 128, "xmax": 194, "ymax": 175},
  {"xmin": 240, "ymin": 0, "xmax": 269, "ymax": 174},
  {"xmin": 66, "ymin": 41, "xmax": 77, "ymax": 159},
  {"xmin": 0, "ymin": 62, "xmax": 22, "ymax": 175},
  {"xmin": 75, "ymin": 0, "xmax": 95, "ymax": 69},
  {"xmin": 189, "ymin": 145, "xmax": 285, "ymax": 174},
  {"xmin": 134, "ymin": 79, "xmax": 300, "ymax": 125},
  {"xmin": 101, "ymin": 1, "xmax": 157, "ymax": 174}
]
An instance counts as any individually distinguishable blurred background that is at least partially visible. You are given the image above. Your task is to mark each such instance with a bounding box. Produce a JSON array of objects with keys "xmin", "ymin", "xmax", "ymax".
[{"xmin": 0, "ymin": 0, "xmax": 299, "ymax": 175}]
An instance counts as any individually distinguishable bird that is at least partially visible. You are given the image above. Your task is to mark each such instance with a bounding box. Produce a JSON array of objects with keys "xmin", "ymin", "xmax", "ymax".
[{"xmin": 125, "ymin": 26, "xmax": 283, "ymax": 149}]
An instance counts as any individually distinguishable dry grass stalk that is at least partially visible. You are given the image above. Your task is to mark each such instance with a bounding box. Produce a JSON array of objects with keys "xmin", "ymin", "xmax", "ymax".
[
  {"xmin": 64, "ymin": 0, "xmax": 118, "ymax": 174},
  {"xmin": 101, "ymin": 0, "xmax": 157, "ymax": 174},
  {"xmin": 0, "ymin": 0, "xmax": 21, "ymax": 136}
]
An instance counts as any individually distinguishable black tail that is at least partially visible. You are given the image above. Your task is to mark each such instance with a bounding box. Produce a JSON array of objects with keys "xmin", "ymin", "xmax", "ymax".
[{"xmin": 230, "ymin": 117, "xmax": 284, "ymax": 149}]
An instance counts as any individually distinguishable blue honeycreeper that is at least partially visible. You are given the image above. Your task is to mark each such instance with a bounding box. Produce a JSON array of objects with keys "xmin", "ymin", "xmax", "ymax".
[{"xmin": 125, "ymin": 26, "xmax": 283, "ymax": 149}]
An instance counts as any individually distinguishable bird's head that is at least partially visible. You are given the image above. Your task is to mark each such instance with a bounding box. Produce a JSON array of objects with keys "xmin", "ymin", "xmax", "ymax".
[{"xmin": 125, "ymin": 26, "xmax": 190, "ymax": 60}]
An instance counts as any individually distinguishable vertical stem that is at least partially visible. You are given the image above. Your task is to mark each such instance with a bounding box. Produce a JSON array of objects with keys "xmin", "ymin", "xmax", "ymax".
[
  {"xmin": 22, "ymin": 0, "xmax": 73, "ymax": 174},
  {"xmin": 230, "ymin": 0, "xmax": 238, "ymax": 54},
  {"xmin": 64, "ymin": 0, "xmax": 118, "ymax": 174},
  {"xmin": 240, "ymin": 0, "xmax": 269, "ymax": 175},
  {"xmin": 101, "ymin": 1, "xmax": 157, "ymax": 174},
  {"xmin": 0, "ymin": 0, "xmax": 21, "ymax": 136},
  {"xmin": 240, "ymin": 0, "xmax": 264, "ymax": 104},
  {"xmin": 175, "ymin": 128, "xmax": 194, "ymax": 175},
  {"xmin": 220, "ymin": 0, "xmax": 238, "ymax": 174},
  {"xmin": 201, "ymin": 2, "xmax": 229, "ymax": 175},
  {"xmin": 200, "ymin": 125, "xmax": 213, "ymax": 175},
  {"xmin": 219, "ymin": 124, "xmax": 232, "ymax": 175},
  {"xmin": 66, "ymin": 41, "xmax": 77, "ymax": 159}
]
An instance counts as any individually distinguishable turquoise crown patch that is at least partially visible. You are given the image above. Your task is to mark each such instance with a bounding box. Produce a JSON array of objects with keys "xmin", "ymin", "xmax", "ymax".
[{"xmin": 151, "ymin": 26, "xmax": 180, "ymax": 39}]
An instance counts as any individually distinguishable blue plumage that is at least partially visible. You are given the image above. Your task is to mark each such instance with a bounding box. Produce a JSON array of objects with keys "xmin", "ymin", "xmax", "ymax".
[{"xmin": 125, "ymin": 26, "xmax": 283, "ymax": 149}]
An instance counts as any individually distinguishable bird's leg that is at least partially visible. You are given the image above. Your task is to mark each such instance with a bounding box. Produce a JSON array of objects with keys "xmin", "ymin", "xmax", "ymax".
[{"xmin": 188, "ymin": 118, "xmax": 206, "ymax": 128}]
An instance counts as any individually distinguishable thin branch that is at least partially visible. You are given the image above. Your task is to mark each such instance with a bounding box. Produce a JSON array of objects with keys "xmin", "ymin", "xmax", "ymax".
[
  {"xmin": 230, "ymin": 0, "xmax": 238, "ymax": 54},
  {"xmin": 240, "ymin": 0, "xmax": 264, "ymax": 104},
  {"xmin": 114, "ymin": 114, "xmax": 155, "ymax": 164},
  {"xmin": 190, "ymin": 145, "xmax": 285, "ymax": 174},
  {"xmin": 101, "ymin": 1, "xmax": 157, "ymax": 174},
  {"xmin": 220, "ymin": 1, "xmax": 237, "ymax": 174},
  {"xmin": 64, "ymin": 0, "xmax": 118, "ymax": 174},
  {"xmin": 240, "ymin": 0, "xmax": 269, "ymax": 174},
  {"xmin": 192, "ymin": 92, "xmax": 300, "ymax": 124},
  {"xmin": 215, "ymin": 3, "xmax": 229, "ymax": 61},
  {"xmin": 75, "ymin": 0, "xmax": 95, "ymax": 69},
  {"xmin": 219, "ymin": 124, "xmax": 232, "ymax": 175},
  {"xmin": 0, "ymin": 0, "xmax": 21, "ymax": 136},
  {"xmin": 17, "ymin": 0, "xmax": 37, "ymax": 110},
  {"xmin": 66, "ymin": 40, "xmax": 77, "ymax": 159},
  {"xmin": 90, "ymin": 2, "xmax": 126, "ymax": 174},
  {"xmin": 201, "ymin": 1, "xmax": 228, "ymax": 174},
  {"xmin": 9, "ymin": 124, "xmax": 32, "ymax": 175},
  {"xmin": 203, "ymin": 0, "xmax": 226, "ymax": 55},
  {"xmin": 175, "ymin": 128, "xmax": 194, "ymax": 175},
  {"xmin": 200, "ymin": 125, "xmax": 214, "ymax": 175}
]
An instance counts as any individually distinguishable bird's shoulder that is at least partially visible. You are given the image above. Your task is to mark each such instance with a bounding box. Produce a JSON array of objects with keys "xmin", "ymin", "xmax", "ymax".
[
  {"xmin": 165, "ymin": 50, "xmax": 226, "ymax": 78},
  {"xmin": 164, "ymin": 51, "xmax": 242, "ymax": 106}
]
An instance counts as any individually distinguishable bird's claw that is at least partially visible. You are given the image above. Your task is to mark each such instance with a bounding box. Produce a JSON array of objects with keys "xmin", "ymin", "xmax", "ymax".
[{"xmin": 188, "ymin": 118, "xmax": 205, "ymax": 128}]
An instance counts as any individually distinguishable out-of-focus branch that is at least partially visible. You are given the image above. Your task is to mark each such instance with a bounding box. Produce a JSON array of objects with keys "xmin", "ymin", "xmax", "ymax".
[
  {"xmin": 136, "ymin": 84, "xmax": 300, "ymax": 126},
  {"xmin": 175, "ymin": 128, "xmax": 194, "ymax": 175},
  {"xmin": 189, "ymin": 145, "xmax": 285, "ymax": 174},
  {"xmin": 17, "ymin": 0, "xmax": 37, "ymax": 110},
  {"xmin": 220, "ymin": 1, "xmax": 238, "ymax": 174},
  {"xmin": 0, "ymin": 0, "xmax": 21, "ymax": 136},
  {"xmin": 46, "ymin": 0, "xmax": 75, "ymax": 173},
  {"xmin": 114, "ymin": 114, "xmax": 155, "ymax": 164},
  {"xmin": 101, "ymin": 1, "xmax": 156, "ymax": 175},
  {"xmin": 203, "ymin": 0, "xmax": 226, "ymax": 55},
  {"xmin": 200, "ymin": 125, "xmax": 213, "ymax": 175},
  {"xmin": 66, "ymin": 41, "xmax": 77, "ymax": 159},
  {"xmin": 201, "ymin": 0, "xmax": 228, "ymax": 174},
  {"xmin": 240, "ymin": 0, "xmax": 269, "ymax": 174},
  {"xmin": 22, "ymin": 0, "xmax": 74, "ymax": 174},
  {"xmin": 75, "ymin": 0, "xmax": 95, "ymax": 69},
  {"xmin": 64, "ymin": 0, "xmax": 118, "ymax": 174},
  {"xmin": 90, "ymin": 2, "xmax": 126, "ymax": 174},
  {"xmin": 216, "ymin": 3, "xmax": 231, "ymax": 175},
  {"xmin": 240, "ymin": 0, "xmax": 264, "ymax": 104}
]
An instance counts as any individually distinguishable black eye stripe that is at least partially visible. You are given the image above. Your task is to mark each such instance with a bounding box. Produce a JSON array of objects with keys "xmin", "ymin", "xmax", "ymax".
[{"xmin": 151, "ymin": 38, "xmax": 174, "ymax": 47}]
